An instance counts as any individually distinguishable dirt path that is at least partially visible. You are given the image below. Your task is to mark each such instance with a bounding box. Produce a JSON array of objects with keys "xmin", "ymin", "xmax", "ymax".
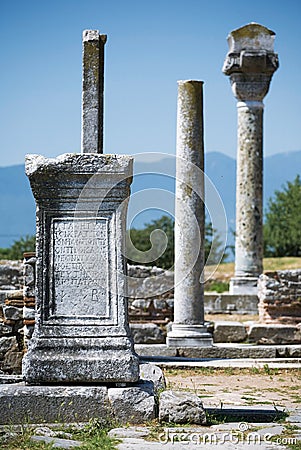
[{"xmin": 163, "ymin": 367, "xmax": 301, "ymax": 410}]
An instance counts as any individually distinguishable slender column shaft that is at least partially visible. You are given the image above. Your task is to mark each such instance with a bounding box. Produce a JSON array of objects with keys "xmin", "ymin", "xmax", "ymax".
[
  {"xmin": 81, "ymin": 30, "xmax": 107, "ymax": 154},
  {"xmin": 167, "ymin": 80, "xmax": 212, "ymax": 347},
  {"xmin": 174, "ymin": 80, "xmax": 204, "ymax": 324},
  {"xmin": 235, "ymin": 101, "xmax": 264, "ymax": 277}
]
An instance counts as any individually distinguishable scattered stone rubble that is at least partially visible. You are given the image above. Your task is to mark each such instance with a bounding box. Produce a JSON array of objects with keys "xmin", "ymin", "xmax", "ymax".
[
  {"xmin": 0, "ymin": 256, "xmax": 36, "ymax": 375},
  {"xmin": 258, "ymin": 270, "xmax": 301, "ymax": 324},
  {"xmin": 0, "ymin": 288, "xmax": 24, "ymax": 375},
  {"xmin": 0, "ymin": 261, "xmax": 23, "ymax": 291},
  {"xmin": 159, "ymin": 390, "xmax": 207, "ymax": 425}
]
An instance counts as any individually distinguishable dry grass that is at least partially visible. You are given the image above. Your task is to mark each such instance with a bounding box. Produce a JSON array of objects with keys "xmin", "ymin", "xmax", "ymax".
[
  {"xmin": 205, "ymin": 313, "xmax": 258, "ymax": 323},
  {"xmin": 205, "ymin": 257, "xmax": 301, "ymax": 282},
  {"xmin": 164, "ymin": 367, "xmax": 301, "ymax": 409}
]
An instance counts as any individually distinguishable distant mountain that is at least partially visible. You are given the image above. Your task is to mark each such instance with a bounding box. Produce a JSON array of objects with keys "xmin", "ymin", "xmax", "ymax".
[
  {"xmin": 130, "ymin": 150, "xmax": 301, "ymax": 245},
  {"xmin": 0, "ymin": 165, "xmax": 35, "ymax": 248},
  {"xmin": 0, "ymin": 151, "xmax": 300, "ymax": 249}
]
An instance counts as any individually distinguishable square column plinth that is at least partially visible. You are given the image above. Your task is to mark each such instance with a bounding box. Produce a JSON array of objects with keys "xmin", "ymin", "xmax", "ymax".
[{"xmin": 22, "ymin": 153, "xmax": 139, "ymax": 384}]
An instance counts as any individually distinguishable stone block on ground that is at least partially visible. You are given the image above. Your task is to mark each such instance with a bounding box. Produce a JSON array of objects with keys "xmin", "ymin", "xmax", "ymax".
[
  {"xmin": 108, "ymin": 426, "xmax": 151, "ymax": 439},
  {"xmin": 139, "ymin": 363, "xmax": 166, "ymax": 393},
  {"xmin": 108, "ymin": 381, "xmax": 156, "ymax": 424},
  {"xmin": 248, "ymin": 324, "xmax": 301, "ymax": 344},
  {"xmin": 0, "ymin": 385, "xmax": 111, "ymax": 425},
  {"xmin": 135, "ymin": 343, "xmax": 277, "ymax": 359},
  {"xmin": 130, "ymin": 323, "xmax": 165, "ymax": 344},
  {"xmin": 213, "ymin": 321, "xmax": 247, "ymax": 343},
  {"xmin": 159, "ymin": 390, "xmax": 206, "ymax": 424},
  {"xmin": 0, "ymin": 380, "xmax": 159, "ymax": 425},
  {"xmin": 135, "ymin": 344, "xmax": 178, "ymax": 358},
  {"xmin": 33, "ymin": 426, "xmax": 72, "ymax": 439},
  {"xmin": 31, "ymin": 436, "xmax": 82, "ymax": 448}
]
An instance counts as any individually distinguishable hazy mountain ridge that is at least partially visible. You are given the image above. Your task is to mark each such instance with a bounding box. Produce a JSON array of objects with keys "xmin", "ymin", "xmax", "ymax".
[{"xmin": 0, "ymin": 150, "xmax": 300, "ymax": 248}]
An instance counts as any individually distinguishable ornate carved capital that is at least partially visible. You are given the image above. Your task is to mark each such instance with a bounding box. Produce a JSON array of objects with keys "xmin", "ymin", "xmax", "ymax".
[
  {"xmin": 223, "ymin": 23, "xmax": 279, "ymax": 102},
  {"xmin": 229, "ymin": 72, "xmax": 273, "ymax": 102}
]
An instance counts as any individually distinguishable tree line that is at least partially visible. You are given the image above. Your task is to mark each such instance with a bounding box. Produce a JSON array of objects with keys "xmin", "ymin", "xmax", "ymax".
[{"xmin": 0, "ymin": 175, "xmax": 300, "ymax": 263}]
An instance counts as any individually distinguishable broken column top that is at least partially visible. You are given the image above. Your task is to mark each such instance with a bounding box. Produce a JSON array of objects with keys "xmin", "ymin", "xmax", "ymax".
[
  {"xmin": 81, "ymin": 29, "xmax": 107, "ymax": 154},
  {"xmin": 83, "ymin": 29, "xmax": 107, "ymax": 43},
  {"xmin": 226, "ymin": 23, "xmax": 276, "ymax": 53},
  {"xmin": 223, "ymin": 22, "xmax": 279, "ymax": 77},
  {"xmin": 223, "ymin": 22, "xmax": 279, "ymax": 84}
]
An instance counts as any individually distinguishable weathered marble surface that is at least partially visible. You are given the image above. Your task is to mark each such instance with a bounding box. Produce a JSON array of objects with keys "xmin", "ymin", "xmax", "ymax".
[
  {"xmin": 167, "ymin": 80, "xmax": 212, "ymax": 347},
  {"xmin": 159, "ymin": 390, "xmax": 206, "ymax": 424},
  {"xmin": 0, "ymin": 381, "xmax": 156, "ymax": 424},
  {"xmin": 223, "ymin": 23, "xmax": 279, "ymax": 295},
  {"xmin": 81, "ymin": 30, "xmax": 107, "ymax": 154},
  {"xmin": 23, "ymin": 153, "xmax": 139, "ymax": 383}
]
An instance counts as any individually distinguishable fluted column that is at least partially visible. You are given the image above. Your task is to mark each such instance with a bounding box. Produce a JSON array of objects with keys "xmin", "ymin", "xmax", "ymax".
[{"xmin": 223, "ymin": 23, "xmax": 279, "ymax": 294}]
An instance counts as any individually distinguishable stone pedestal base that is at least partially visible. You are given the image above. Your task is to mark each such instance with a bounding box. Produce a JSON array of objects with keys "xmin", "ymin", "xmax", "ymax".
[
  {"xmin": 229, "ymin": 277, "xmax": 258, "ymax": 295},
  {"xmin": 166, "ymin": 324, "xmax": 213, "ymax": 347},
  {"xmin": 0, "ymin": 381, "xmax": 156, "ymax": 425},
  {"xmin": 23, "ymin": 337, "xmax": 139, "ymax": 384}
]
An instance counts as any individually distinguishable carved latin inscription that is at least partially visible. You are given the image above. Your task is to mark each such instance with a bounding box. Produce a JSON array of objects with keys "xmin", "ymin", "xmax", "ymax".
[{"xmin": 51, "ymin": 217, "xmax": 110, "ymax": 318}]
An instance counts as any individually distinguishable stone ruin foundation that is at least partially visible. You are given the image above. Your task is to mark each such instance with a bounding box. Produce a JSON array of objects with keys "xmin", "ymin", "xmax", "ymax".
[
  {"xmin": 258, "ymin": 270, "xmax": 301, "ymax": 324},
  {"xmin": 0, "ymin": 23, "xmax": 300, "ymax": 427},
  {"xmin": 1, "ymin": 260, "xmax": 301, "ymax": 378}
]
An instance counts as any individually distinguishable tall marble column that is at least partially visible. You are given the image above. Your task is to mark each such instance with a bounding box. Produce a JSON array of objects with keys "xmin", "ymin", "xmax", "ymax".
[
  {"xmin": 223, "ymin": 23, "xmax": 279, "ymax": 294},
  {"xmin": 167, "ymin": 80, "xmax": 212, "ymax": 347}
]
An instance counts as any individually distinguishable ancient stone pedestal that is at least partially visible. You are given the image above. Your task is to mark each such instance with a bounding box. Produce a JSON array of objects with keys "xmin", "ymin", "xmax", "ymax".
[
  {"xmin": 223, "ymin": 23, "xmax": 279, "ymax": 295},
  {"xmin": 167, "ymin": 80, "xmax": 212, "ymax": 347},
  {"xmin": 22, "ymin": 153, "xmax": 139, "ymax": 384}
]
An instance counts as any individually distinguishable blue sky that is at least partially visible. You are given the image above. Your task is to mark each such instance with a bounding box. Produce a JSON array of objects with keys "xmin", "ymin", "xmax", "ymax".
[{"xmin": 0, "ymin": 0, "xmax": 300, "ymax": 167}]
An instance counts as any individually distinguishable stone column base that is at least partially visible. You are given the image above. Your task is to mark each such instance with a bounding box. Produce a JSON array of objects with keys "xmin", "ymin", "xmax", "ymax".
[
  {"xmin": 229, "ymin": 277, "xmax": 259, "ymax": 295},
  {"xmin": 0, "ymin": 380, "xmax": 156, "ymax": 425},
  {"xmin": 166, "ymin": 324, "xmax": 213, "ymax": 347}
]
